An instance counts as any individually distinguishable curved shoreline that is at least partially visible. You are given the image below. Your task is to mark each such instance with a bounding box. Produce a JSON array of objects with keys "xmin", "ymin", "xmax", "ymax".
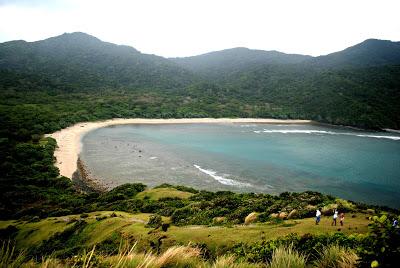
[{"xmin": 45, "ymin": 118, "xmax": 312, "ymax": 179}]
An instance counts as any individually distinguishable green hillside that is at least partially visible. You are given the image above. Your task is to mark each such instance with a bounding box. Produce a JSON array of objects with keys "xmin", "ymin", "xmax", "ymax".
[
  {"xmin": 0, "ymin": 210, "xmax": 371, "ymax": 255},
  {"xmin": 0, "ymin": 187, "xmax": 397, "ymax": 267}
]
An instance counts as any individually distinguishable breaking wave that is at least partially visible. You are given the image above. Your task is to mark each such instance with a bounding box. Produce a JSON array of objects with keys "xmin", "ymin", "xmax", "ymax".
[
  {"xmin": 193, "ymin": 165, "xmax": 252, "ymax": 187},
  {"xmin": 253, "ymin": 129, "xmax": 400, "ymax": 141}
]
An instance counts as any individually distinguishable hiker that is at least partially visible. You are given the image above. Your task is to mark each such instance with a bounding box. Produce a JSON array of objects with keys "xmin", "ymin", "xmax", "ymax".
[
  {"xmin": 331, "ymin": 209, "xmax": 338, "ymax": 226},
  {"xmin": 339, "ymin": 212, "xmax": 345, "ymax": 226},
  {"xmin": 315, "ymin": 208, "xmax": 321, "ymax": 225},
  {"xmin": 393, "ymin": 219, "xmax": 398, "ymax": 228}
]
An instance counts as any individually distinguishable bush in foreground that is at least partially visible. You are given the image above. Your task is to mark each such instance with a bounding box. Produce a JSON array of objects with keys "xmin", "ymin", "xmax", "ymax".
[
  {"xmin": 267, "ymin": 245, "xmax": 307, "ymax": 268},
  {"xmin": 313, "ymin": 244, "xmax": 358, "ymax": 268}
]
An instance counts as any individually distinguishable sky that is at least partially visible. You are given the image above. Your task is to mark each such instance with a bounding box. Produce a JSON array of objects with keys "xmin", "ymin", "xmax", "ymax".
[{"xmin": 0, "ymin": 0, "xmax": 399, "ymax": 57}]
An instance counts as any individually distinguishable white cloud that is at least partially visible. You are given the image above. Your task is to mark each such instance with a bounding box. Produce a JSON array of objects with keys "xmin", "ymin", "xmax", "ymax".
[{"xmin": 0, "ymin": 0, "xmax": 399, "ymax": 57}]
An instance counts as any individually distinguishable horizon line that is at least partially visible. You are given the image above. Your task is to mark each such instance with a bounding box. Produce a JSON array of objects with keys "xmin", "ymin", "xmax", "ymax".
[{"xmin": 1, "ymin": 31, "xmax": 399, "ymax": 59}]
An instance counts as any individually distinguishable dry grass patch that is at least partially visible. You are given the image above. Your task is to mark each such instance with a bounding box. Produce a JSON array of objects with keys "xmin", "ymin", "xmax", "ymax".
[
  {"xmin": 313, "ymin": 244, "xmax": 358, "ymax": 268},
  {"xmin": 267, "ymin": 245, "xmax": 307, "ymax": 268}
]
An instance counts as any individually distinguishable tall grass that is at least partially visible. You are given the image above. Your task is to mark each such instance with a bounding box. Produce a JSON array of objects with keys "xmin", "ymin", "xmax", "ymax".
[
  {"xmin": 313, "ymin": 244, "xmax": 358, "ymax": 268},
  {"xmin": 10, "ymin": 244, "xmax": 264, "ymax": 268},
  {"xmin": 97, "ymin": 244, "xmax": 202, "ymax": 268},
  {"xmin": 212, "ymin": 255, "xmax": 261, "ymax": 268},
  {"xmin": 1, "ymin": 241, "xmax": 360, "ymax": 268},
  {"xmin": 0, "ymin": 241, "xmax": 26, "ymax": 268},
  {"xmin": 267, "ymin": 245, "xmax": 307, "ymax": 268}
]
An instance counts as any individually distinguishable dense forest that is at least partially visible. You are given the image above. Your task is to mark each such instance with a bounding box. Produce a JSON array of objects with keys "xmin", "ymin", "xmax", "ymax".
[{"xmin": 1, "ymin": 32, "xmax": 400, "ymax": 130}]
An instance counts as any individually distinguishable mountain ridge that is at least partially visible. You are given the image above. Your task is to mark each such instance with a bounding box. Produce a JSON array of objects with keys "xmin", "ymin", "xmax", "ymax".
[
  {"xmin": 0, "ymin": 32, "xmax": 399, "ymax": 129},
  {"xmin": 2, "ymin": 32, "xmax": 399, "ymax": 66},
  {"xmin": 0, "ymin": 32, "xmax": 197, "ymax": 90}
]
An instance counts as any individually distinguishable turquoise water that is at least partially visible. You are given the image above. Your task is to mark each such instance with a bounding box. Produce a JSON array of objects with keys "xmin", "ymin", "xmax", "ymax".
[{"xmin": 81, "ymin": 123, "xmax": 400, "ymax": 207}]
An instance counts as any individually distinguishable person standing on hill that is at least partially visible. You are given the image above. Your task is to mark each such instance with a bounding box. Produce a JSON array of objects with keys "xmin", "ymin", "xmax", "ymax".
[
  {"xmin": 339, "ymin": 212, "xmax": 345, "ymax": 226},
  {"xmin": 315, "ymin": 208, "xmax": 322, "ymax": 225},
  {"xmin": 332, "ymin": 209, "xmax": 338, "ymax": 226}
]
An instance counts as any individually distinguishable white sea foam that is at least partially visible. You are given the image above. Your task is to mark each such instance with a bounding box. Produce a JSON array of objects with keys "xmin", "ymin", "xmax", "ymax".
[
  {"xmin": 384, "ymin": 128, "xmax": 400, "ymax": 134},
  {"xmin": 355, "ymin": 134, "xmax": 400, "ymax": 140},
  {"xmin": 262, "ymin": 129, "xmax": 334, "ymax": 134},
  {"xmin": 254, "ymin": 129, "xmax": 400, "ymax": 141},
  {"xmin": 194, "ymin": 165, "xmax": 252, "ymax": 187}
]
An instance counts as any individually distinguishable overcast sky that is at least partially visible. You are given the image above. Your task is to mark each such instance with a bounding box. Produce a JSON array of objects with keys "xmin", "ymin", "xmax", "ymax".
[{"xmin": 0, "ymin": 0, "xmax": 399, "ymax": 57}]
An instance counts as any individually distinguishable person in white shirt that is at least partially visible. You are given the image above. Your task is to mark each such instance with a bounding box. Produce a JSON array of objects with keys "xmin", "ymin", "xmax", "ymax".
[
  {"xmin": 315, "ymin": 208, "xmax": 322, "ymax": 225},
  {"xmin": 331, "ymin": 209, "xmax": 338, "ymax": 226}
]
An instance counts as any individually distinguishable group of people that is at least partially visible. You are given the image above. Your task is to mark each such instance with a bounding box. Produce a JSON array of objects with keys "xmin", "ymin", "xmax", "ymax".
[{"xmin": 315, "ymin": 208, "xmax": 344, "ymax": 226}]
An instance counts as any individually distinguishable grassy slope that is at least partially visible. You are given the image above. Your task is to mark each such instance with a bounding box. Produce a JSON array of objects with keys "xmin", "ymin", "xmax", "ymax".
[
  {"xmin": 135, "ymin": 187, "xmax": 194, "ymax": 200},
  {"xmin": 1, "ymin": 211, "xmax": 370, "ymax": 253}
]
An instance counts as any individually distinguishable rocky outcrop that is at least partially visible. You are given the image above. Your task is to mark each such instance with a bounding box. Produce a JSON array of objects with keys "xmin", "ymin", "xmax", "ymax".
[{"xmin": 72, "ymin": 157, "xmax": 107, "ymax": 193}]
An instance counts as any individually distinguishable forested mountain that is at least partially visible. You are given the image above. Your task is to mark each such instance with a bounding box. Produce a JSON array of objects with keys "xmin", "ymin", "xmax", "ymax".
[
  {"xmin": 170, "ymin": 38, "xmax": 400, "ymax": 129},
  {"xmin": 171, "ymin": 47, "xmax": 311, "ymax": 78},
  {"xmin": 0, "ymin": 32, "xmax": 196, "ymax": 90},
  {"xmin": 311, "ymin": 39, "xmax": 400, "ymax": 68},
  {"xmin": 172, "ymin": 39, "xmax": 400, "ymax": 76},
  {"xmin": 0, "ymin": 32, "xmax": 399, "ymax": 130}
]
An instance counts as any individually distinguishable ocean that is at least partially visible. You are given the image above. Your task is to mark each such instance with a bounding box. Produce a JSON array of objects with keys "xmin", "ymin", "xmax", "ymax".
[{"xmin": 80, "ymin": 123, "xmax": 400, "ymax": 207}]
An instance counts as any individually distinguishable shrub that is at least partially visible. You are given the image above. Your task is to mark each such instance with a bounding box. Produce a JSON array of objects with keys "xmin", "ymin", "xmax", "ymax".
[
  {"xmin": 161, "ymin": 223, "xmax": 170, "ymax": 232},
  {"xmin": 231, "ymin": 233, "xmax": 360, "ymax": 264},
  {"xmin": 96, "ymin": 233, "xmax": 122, "ymax": 255},
  {"xmin": 96, "ymin": 215, "xmax": 107, "ymax": 221},
  {"xmin": 99, "ymin": 183, "xmax": 146, "ymax": 202},
  {"xmin": 257, "ymin": 212, "xmax": 271, "ymax": 222},
  {"xmin": 146, "ymin": 214, "xmax": 162, "ymax": 228},
  {"xmin": 213, "ymin": 217, "xmax": 227, "ymax": 225},
  {"xmin": 358, "ymin": 214, "xmax": 400, "ymax": 268},
  {"xmin": 245, "ymin": 212, "xmax": 259, "ymax": 225}
]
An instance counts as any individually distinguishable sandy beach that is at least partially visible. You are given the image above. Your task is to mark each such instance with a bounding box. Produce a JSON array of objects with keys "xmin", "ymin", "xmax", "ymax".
[{"xmin": 45, "ymin": 118, "xmax": 312, "ymax": 179}]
